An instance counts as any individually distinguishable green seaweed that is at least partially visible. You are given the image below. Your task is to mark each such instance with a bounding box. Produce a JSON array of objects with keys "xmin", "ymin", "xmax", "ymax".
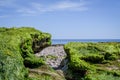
[
  {"xmin": 64, "ymin": 42, "xmax": 120, "ymax": 80},
  {"xmin": 0, "ymin": 27, "xmax": 51, "ymax": 80}
]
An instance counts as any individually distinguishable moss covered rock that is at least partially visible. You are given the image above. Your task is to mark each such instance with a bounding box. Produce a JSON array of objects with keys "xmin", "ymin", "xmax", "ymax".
[
  {"xmin": 28, "ymin": 65, "xmax": 66, "ymax": 80},
  {"xmin": 0, "ymin": 27, "xmax": 51, "ymax": 80},
  {"xmin": 64, "ymin": 42, "xmax": 120, "ymax": 80}
]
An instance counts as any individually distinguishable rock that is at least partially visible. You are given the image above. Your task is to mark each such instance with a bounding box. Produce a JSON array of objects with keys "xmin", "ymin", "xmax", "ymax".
[
  {"xmin": 29, "ymin": 65, "xmax": 66, "ymax": 80},
  {"xmin": 35, "ymin": 45, "xmax": 67, "ymax": 69},
  {"xmin": 0, "ymin": 27, "xmax": 51, "ymax": 80},
  {"xmin": 64, "ymin": 42, "xmax": 120, "ymax": 80}
]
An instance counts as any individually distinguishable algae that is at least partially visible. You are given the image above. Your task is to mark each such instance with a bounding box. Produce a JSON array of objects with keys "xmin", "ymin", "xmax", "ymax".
[
  {"xmin": 0, "ymin": 27, "xmax": 51, "ymax": 80},
  {"xmin": 1, "ymin": 27, "xmax": 120, "ymax": 80},
  {"xmin": 64, "ymin": 42, "xmax": 120, "ymax": 80}
]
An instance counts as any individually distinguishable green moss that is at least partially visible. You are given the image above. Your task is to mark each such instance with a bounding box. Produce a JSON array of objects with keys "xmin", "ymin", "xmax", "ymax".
[
  {"xmin": 46, "ymin": 55, "xmax": 58, "ymax": 60},
  {"xmin": 81, "ymin": 54, "xmax": 104, "ymax": 63},
  {"xmin": 28, "ymin": 73, "xmax": 53, "ymax": 80},
  {"xmin": 0, "ymin": 27, "xmax": 51, "ymax": 80},
  {"xmin": 28, "ymin": 65, "xmax": 66, "ymax": 80},
  {"xmin": 104, "ymin": 52, "xmax": 119, "ymax": 60},
  {"xmin": 64, "ymin": 42, "xmax": 120, "ymax": 80},
  {"xmin": 85, "ymin": 73, "xmax": 120, "ymax": 80},
  {"xmin": 24, "ymin": 54, "xmax": 45, "ymax": 68}
]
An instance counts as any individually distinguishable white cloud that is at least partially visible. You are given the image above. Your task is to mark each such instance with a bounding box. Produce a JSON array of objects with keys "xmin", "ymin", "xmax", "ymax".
[
  {"xmin": 51, "ymin": 1, "xmax": 84, "ymax": 10},
  {"xmin": 0, "ymin": 0, "xmax": 89, "ymax": 16},
  {"xmin": 17, "ymin": 0, "xmax": 88, "ymax": 16},
  {"xmin": 53, "ymin": 1, "xmax": 88, "ymax": 11}
]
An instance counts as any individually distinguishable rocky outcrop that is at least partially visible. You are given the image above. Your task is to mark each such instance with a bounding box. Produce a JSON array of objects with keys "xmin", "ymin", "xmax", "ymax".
[
  {"xmin": 2, "ymin": 27, "xmax": 120, "ymax": 80},
  {"xmin": 0, "ymin": 27, "xmax": 51, "ymax": 80},
  {"xmin": 64, "ymin": 42, "xmax": 120, "ymax": 80},
  {"xmin": 35, "ymin": 45, "xmax": 67, "ymax": 70},
  {"xmin": 33, "ymin": 45, "xmax": 68, "ymax": 80}
]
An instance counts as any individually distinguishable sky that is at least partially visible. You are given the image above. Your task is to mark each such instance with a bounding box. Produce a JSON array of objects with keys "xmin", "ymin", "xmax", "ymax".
[{"xmin": 0, "ymin": 0, "xmax": 120, "ymax": 39}]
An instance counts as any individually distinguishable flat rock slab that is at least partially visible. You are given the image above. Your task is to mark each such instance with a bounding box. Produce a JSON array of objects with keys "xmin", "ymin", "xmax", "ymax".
[{"xmin": 35, "ymin": 45, "xmax": 67, "ymax": 69}]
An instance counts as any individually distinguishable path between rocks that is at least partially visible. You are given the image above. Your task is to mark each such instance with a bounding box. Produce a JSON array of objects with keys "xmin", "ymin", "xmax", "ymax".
[{"xmin": 35, "ymin": 45, "xmax": 68, "ymax": 70}]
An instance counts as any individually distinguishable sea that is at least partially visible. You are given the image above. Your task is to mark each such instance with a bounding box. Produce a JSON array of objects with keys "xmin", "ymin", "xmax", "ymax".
[{"xmin": 52, "ymin": 39, "xmax": 120, "ymax": 44}]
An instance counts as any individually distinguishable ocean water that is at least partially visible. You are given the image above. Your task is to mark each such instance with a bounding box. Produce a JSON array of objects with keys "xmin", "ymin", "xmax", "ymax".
[{"xmin": 52, "ymin": 39, "xmax": 120, "ymax": 44}]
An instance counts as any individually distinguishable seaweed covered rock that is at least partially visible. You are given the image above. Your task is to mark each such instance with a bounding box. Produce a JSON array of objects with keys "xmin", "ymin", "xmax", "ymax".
[
  {"xmin": 64, "ymin": 42, "xmax": 120, "ymax": 80},
  {"xmin": 28, "ymin": 65, "xmax": 66, "ymax": 80},
  {"xmin": 0, "ymin": 27, "xmax": 51, "ymax": 80}
]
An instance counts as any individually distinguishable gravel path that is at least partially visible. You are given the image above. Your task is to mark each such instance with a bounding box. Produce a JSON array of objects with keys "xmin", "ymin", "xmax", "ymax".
[{"xmin": 35, "ymin": 45, "xmax": 67, "ymax": 69}]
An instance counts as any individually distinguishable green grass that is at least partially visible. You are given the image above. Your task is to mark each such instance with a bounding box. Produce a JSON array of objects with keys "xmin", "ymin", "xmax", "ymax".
[{"xmin": 64, "ymin": 42, "xmax": 120, "ymax": 80}]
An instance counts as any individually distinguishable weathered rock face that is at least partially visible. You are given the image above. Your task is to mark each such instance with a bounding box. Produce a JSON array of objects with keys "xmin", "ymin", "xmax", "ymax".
[
  {"xmin": 33, "ymin": 45, "xmax": 67, "ymax": 80},
  {"xmin": 0, "ymin": 27, "xmax": 51, "ymax": 80},
  {"xmin": 35, "ymin": 45, "xmax": 67, "ymax": 69}
]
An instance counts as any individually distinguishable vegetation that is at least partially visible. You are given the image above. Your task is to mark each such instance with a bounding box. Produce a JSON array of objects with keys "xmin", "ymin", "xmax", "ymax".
[
  {"xmin": 1, "ymin": 27, "xmax": 120, "ymax": 80},
  {"xmin": 0, "ymin": 27, "xmax": 51, "ymax": 80},
  {"xmin": 28, "ymin": 65, "xmax": 66, "ymax": 80},
  {"xmin": 64, "ymin": 42, "xmax": 120, "ymax": 80}
]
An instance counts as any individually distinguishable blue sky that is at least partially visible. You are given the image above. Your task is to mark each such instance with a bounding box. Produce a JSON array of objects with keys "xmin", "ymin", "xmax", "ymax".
[{"xmin": 0, "ymin": 0, "xmax": 120, "ymax": 39}]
